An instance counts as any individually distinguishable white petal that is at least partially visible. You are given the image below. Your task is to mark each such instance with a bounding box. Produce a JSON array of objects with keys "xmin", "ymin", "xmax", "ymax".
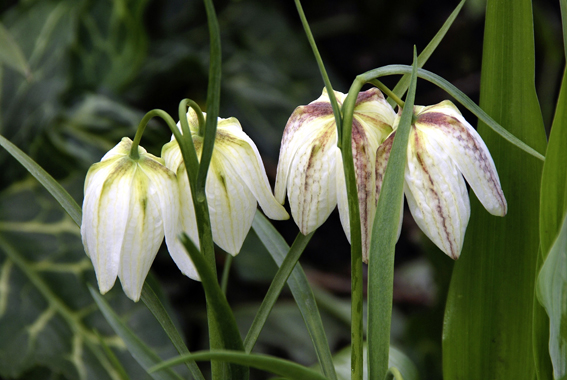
[
  {"xmin": 82, "ymin": 157, "xmax": 135, "ymax": 294},
  {"xmin": 404, "ymin": 127, "xmax": 470, "ymax": 259},
  {"xmin": 215, "ymin": 128, "xmax": 288, "ymax": 221},
  {"xmin": 118, "ymin": 167, "xmax": 164, "ymax": 302},
  {"xmin": 206, "ymin": 154, "xmax": 257, "ymax": 255},
  {"xmin": 416, "ymin": 101, "xmax": 506, "ymax": 216}
]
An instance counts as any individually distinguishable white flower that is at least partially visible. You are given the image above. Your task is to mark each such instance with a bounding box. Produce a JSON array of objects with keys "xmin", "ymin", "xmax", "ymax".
[
  {"xmin": 375, "ymin": 100, "xmax": 507, "ymax": 259},
  {"xmin": 162, "ymin": 110, "xmax": 289, "ymax": 255},
  {"xmin": 81, "ymin": 138, "xmax": 197, "ymax": 302},
  {"xmin": 274, "ymin": 88, "xmax": 396, "ymax": 260}
]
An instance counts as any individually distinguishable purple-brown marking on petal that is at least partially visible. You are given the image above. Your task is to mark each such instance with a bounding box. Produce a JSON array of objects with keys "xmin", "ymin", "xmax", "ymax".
[
  {"xmin": 418, "ymin": 112, "xmax": 506, "ymax": 212},
  {"xmin": 375, "ymin": 132, "xmax": 395, "ymax": 203},
  {"xmin": 356, "ymin": 87, "xmax": 387, "ymax": 105},
  {"xmin": 412, "ymin": 130, "xmax": 458, "ymax": 259}
]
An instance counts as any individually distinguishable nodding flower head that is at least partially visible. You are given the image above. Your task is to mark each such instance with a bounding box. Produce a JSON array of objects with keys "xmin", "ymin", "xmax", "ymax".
[
  {"xmin": 275, "ymin": 88, "xmax": 396, "ymax": 261},
  {"xmin": 162, "ymin": 110, "xmax": 289, "ymax": 256},
  {"xmin": 81, "ymin": 137, "xmax": 196, "ymax": 302},
  {"xmin": 375, "ymin": 100, "xmax": 507, "ymax": 259}
]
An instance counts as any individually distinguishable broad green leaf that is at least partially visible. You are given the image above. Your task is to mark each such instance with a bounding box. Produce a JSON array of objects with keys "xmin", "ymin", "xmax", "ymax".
[
  {"xmin": 443, "ymin": 1, "xmax": 547, "ymax": 379},
  {"xmin": 0, "ymin": 22, "xmax": 30, "ymax": 78},
  {"xmin": 536, "ymin": 68, "xmax": 567, "ymax": 379},
  {"xmin": 0, "ymin": 176, "xmax": 186, "ymax": 379},
  {"xmin": 179, "ymin": 234, "xmax": 248, "ymax": 380},
  {"xmin": 243, "ymin": 231, "xmax": 314, "ymax": 353},
  {"xmin": 537, "ymin": 212, "xmax": 567, "ymax": 380},
  {"xmin": 366, "ymin": 49, "xmax": 418, "ymax": 380},
  {"xmin": 150, "ymin": 350, "xmax": 329, "ymax": 380},
  {"xmin": 252, "ymin": 211, "xmax": 338, "ymax": 380},
  {"xmin": 390, "ymin": 0, "xmax": 465, "ymax": 106},
  {"xmin": 140, "ymin": 285, "xmax": 205, "ymax": 380},
  {"xmin": 327, "ymin": 344, "xmax": 418, "ymax": 380},
  {"xmin": 90, "ymin": 287, "xmax": 183, "ymax": 380}
]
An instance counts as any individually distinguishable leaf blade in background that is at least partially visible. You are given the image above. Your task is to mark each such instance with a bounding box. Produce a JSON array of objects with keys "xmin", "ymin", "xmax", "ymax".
[
  {"xmin": 90, "ymin": 287, "xmax": 183, "ymax": 380},
  {"xmin": 537, "ymin": 212, "xmax": 567, "ymax": 380},
  {"xmin": 0, "ymin": 22, "xmax": 30, "ymax": 78},
  {"xmin": 442, "ymin": 0, "xmax": 548, "ymax": 379},
  {"xmin": 252, "ymin": 211, "xmax": 337, "ymax": 380},
  {"xmin": 536, "ymin": 67, "xmax": 567, "ymax": 379}
]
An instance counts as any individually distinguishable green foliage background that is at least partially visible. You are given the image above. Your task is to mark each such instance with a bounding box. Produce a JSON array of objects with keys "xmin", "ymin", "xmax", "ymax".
[{"xmin": 0, "ymin": 0, "xmax": 564, "ymax": 379}]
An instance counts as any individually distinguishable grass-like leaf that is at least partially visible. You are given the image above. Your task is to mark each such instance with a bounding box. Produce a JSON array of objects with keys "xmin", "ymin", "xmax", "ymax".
[
  {"xmin": 89, "ymin": 286, "xmax": 184, "ymax": 380},
  {"xmin": 442, "ymin": 0, "xmax": 548, "ymax": 378},
  {"xmin": 141, "ymin": 284, "xmax": 205, "ymax": 380},
  {"xmin": 536, "ymin": 68, "xmax": 567, "ymax": 379},
  {"xmin": 150, "ymin": 350, "xmax": 329, "ymax": 380},
  {"xmin": 0, "ymin": 133, "xmax": 82, "ymax": 226},
  {"xmin": 243, "ymin": 231, "xmax": 314, "ymax": 353},
  {"xmin": 367, "ymin": 48, "xmax": 418, "ymax": 380},
  {"xmin": 389, "ymin": 0, "xmax": 465, "ymax": 106},
  {"xmin": 252, "ymin": 211, "xmax": 337, "ymax": 380}
]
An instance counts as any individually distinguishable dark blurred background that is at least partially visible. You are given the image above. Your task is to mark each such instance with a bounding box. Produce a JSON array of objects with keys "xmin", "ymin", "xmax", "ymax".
[{"xmin": 0, "ymin": 0, "xmax": 563, "ymax": 378}]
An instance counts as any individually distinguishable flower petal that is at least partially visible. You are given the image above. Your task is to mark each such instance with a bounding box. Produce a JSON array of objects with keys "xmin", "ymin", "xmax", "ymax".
[
  {"xmin": 117, "ymin": 165, "xmax": 164, "ymax": 301},
  {"xmin": 416, "ymin": 101, "xmax": 507, "ymax": 216},
  {"xmin": 404, "ymin": 127, "xmax": 470, "ymax": 259},
  {"xmin": 206, "ymin": 154, "xmax": 257, "ymax": 255},
  {"xmin": 215, "ymin": 123, "xmax": 288, "ymax": 221}
]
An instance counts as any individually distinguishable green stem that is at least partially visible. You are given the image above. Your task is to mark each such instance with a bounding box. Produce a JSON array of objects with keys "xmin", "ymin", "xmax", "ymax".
[
  {"xmin": 340, "ymin": 81, "xmax": 365, "ymax": 380},
  {"xmin": 129, "ymin": 110, "xmax": 156, "ymax": 160},
  {"xmin": 370, "ymin": 79, "xmax": 405, "ymax": 108},
  {"xmin": 220, "ymin": 255, "xmax": 233, "ymax": 295},
  {"xmin": 293, "ymin": 0, "xmax": 343, "ymax": 146},
  {"xmin": 384, "ymin": 367, "xmax": 404, "ymax": 380}
]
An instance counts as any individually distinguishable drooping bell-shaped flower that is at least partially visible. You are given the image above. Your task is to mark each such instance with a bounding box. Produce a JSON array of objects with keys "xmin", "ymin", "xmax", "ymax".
[
  {"xmin": 275, "ymin": 88, "xmax": 396, "ymax": 259},
  {"xmin": 81, "ymin": 138, "xmax": 197, "ymax": 302},
  {"xmin": 162, "ymin": 110, "xmax": 289, "ymax": 255},
  {"xmin": 375, "ymin": 100, "xmax": 507, "ymax": 259}
]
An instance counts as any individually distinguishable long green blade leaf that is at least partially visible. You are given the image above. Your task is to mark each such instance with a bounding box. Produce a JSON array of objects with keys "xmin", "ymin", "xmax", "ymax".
[
  {"xmin": 390, "ymin": 0, "xmax": 465, "ymax": 106},
  {"xmin": 0, "ymin": 133, "xmax": 82, "ymax": 226},
  {"xmin": 150, "ymin": 350, "xmax": 329, "ymax": 380},
  {"xmin": 442, "ymin": 0, "xmax": 547, "ymax": 378},
  {"xmin": 89, "ymin": 287, "xmax": 184, "ymax": 380},
  {"xmin": 536, "ymin": 68, "xmax": 567, "ymax": 379},
  {"xmin": 367, "ymin": 48, "xmax": 418, "ymax": 380},
  {"xmin": 537, "ymin": 212, "xmax": 567, "ymax": 379},
  {"xmin": 179, "ymin": 234, "xmax": 248, "ymax": 380},
  {"xmin": 252, "ymin": 211, "xmax": 337, "ymax": 380},
  {"xmin": 243, "ymin": 231, "xmax": 314, "ymax": 353},
  {"xmin": 0, "ymin": 22, "xmax": 30, "ymax": 78},
  {"xmin": 141, "ymin": 285, "xmax": 205, "ymax": 380}
]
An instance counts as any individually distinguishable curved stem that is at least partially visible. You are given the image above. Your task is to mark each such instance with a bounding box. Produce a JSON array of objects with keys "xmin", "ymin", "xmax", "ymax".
[
  {"xmin": 384, "ymin": 367, "xmax": 404, "ymax": 380},
  {"xmin": 129, "ymin": 110, "xmax": 170, "ymax": 160}
]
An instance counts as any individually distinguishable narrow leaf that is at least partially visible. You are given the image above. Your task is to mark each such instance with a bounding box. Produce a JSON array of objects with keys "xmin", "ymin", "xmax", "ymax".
[
  {"xmin": 243, "ymin": 231, "xmax": 314, "ymax": 353},
  {"xmin": 390, "ymin": 0, "xmax": 465, "ymax": 106},
  {"xmin": 179, "ymin": 234, "xmax": 248, "ymax": 380},
  {"xmin": 150, "ymin": 350, "xmax": 329, "ymax": 380},
  {"xmin": 252, "ymin": 211, "xmax": 337, "ymax": 380},
  {"xmin": 0, "ymin": 133, "xmax": 82, "ymax": 226},
  {"xmin": 89, "ymin": 286, "xmax": 184, "ymax": 380},
  {"xmin": 537, "ymin": 213, "xmax": 567, "ymax": 379},
  {"xmin": 0, "ymin": 22, "xmax": 30, "ymax": 78},
  {"xmin": 141, "ymin": 285, "xmax": 205, "ymax": 380},
  {"xmin": 367, "ymin": 48, "xmax": 418, "ymax": 380},
  {"xmin": 442, "ymin": 0, "xmax": 547, "ymax": 378}
]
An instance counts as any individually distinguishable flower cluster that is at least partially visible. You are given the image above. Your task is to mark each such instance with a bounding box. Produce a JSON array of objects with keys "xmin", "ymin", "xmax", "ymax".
[
  {"xmin": 275, "ymin": 89, "xmax": 506, "ymax": 261},
  {"xmin": 81, "ymin": 113, "xmax": 287, "ymax": 301},
  {"xmin": 81, "ymin": 86, "xmax": 507, "ymax": 301}
]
